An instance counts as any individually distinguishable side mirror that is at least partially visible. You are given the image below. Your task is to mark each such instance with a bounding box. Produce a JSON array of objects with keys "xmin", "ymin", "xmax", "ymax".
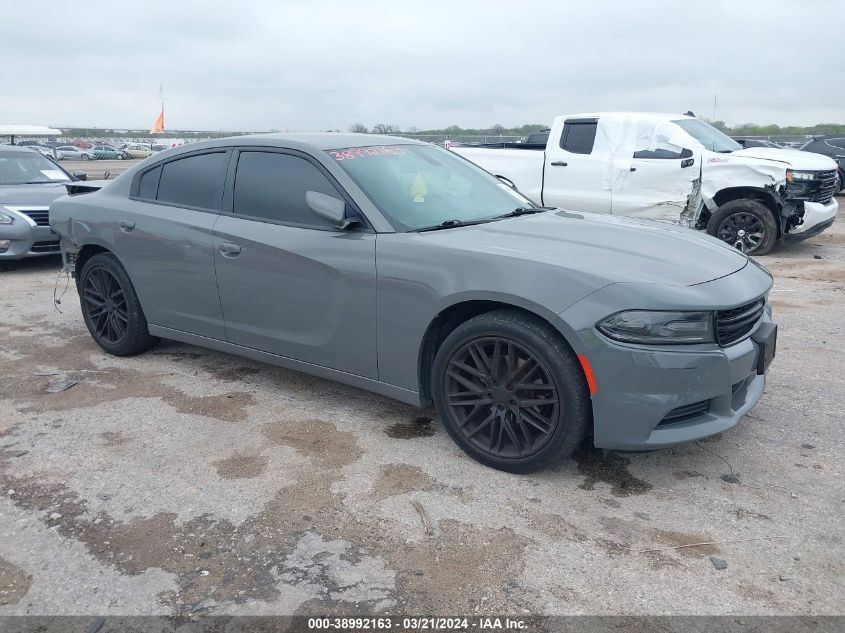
[
  {"xmin": 306, "ymin": 191, "xmax": 351, "ymax": 229},
  {"xmin": 679, "ymin": 148, "xmax": 693, "ymax": 159},
  {"xmin": 72, "ymin": 171, "xmax": 88, "ymax": 181}
]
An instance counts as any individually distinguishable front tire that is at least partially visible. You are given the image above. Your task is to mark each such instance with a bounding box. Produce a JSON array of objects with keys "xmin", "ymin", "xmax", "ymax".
[
  {"xmin": 78, "ymin": 253, "xmax": 158, "ymax": 356},
  {"xmin": 432, "ymin": 309, "xmax": 591, "ymax": 473},
  {"xmin": 706, "ymin": 199, "xmax": 777, "ymax": 255}
]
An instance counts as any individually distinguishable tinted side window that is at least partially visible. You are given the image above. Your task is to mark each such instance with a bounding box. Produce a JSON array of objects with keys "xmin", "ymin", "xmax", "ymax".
[
  {"xmin": 138, "ymin": 166, "xmax": 161, "ymax": 199},
  {"xmin": 156, "ymin": 152, "xmax": 226, "ymax": 210},
  {"xmin": 233, "ymin": 152, "xmax": 341, "ymax": 229},
  {"xmin": 633, "ymin": 148, "xmax": 693, "ymax": 159},
  {"xmin": 560, "ymin": 121, "xmax": 597, "ymax": 154}
]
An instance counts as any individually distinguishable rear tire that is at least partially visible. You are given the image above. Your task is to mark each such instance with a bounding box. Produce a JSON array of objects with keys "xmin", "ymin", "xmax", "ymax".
[
  {"xmin": 706, "ymin": 199, "xmax": 777, "ymax": 255},
  {"xmin": 78, "ymin": 253, "xmax": 158, "ymax": 356},
  {"xmin": 432, "ymin": 309, "xmax": 591, "ymax": 473}
]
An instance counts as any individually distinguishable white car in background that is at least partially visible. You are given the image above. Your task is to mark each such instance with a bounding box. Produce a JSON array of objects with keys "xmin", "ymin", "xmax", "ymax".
[
  {"xmin": 123, "ymin": 144, "xmax": 154, "ymax": 159},
  {"xmin": 55, "ymin": 146, "xmax": 94, "ymax": 161}
]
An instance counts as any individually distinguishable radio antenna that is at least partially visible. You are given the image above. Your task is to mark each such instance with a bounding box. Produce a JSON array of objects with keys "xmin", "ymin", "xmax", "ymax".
[{"xmin": 712, "ymin": 91, "xmax": 717, "ymax": 150}]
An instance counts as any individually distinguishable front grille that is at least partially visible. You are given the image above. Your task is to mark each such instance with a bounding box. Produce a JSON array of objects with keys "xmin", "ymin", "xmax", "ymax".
[
  {"xmin": 716, "ymin": 298, "xmax": 765, "ymax": 346},
  {"xmin": 21, "ymin": 208, "xmax": 50, "ymax": 226},
  {"xmin": 659, "ymin": 400, "xmax": 710, "ymax": 426},
  {"xmin": 29, "ymin": 240, "xmax": 60, "ymax": 253},
  {"xmin": 812, "ymin": 169, "xmax": 838, "ymax": 204}
]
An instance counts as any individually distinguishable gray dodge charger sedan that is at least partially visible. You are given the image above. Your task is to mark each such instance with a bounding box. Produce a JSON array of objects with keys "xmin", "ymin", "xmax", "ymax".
[{"xmin": 49, "ymin": 134, "xmax": 777, "ymax": 472}]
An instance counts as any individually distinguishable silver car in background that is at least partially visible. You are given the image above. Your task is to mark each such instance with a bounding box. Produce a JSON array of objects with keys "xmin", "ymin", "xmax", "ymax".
[
  {"xmin": 0, "ymin": 145, "xmax": 86, "ymax": 260},
  {"xmin": 55, "ymin": 145, "xmax": 94, "ymax": 161},
  {"xmin": 49, "ymin": 134, "xmax": 777, "ymax": 472}
]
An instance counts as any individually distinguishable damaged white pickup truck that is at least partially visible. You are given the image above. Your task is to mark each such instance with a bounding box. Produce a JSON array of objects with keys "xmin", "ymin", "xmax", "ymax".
[{"xmin": 452, "ymin": 112, "xmax": 839, "ymax": 254}]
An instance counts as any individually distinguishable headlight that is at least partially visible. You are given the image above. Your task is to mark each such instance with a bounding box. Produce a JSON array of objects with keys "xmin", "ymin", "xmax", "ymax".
[
  {"xmin": 597, "ymin": 310, "xmax": 715, "ymax": 345},
  {"xmin": 0, "ymin": 210, "xmax": 15, "ymax": 225},
  {"xmin": 786, "ymin": 169, "xmax": 815, "ymax": 183}
]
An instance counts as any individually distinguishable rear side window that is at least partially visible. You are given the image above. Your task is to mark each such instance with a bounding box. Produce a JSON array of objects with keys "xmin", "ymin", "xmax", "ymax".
[
  {"xmin": 560, "ymin": 121, "xmax": 597, "ymax": 154},
  {"xmin": 155, "ymin": 152, "xmax": 227, "ymax": 210},
  {"xmin": 137, "ymin": 166, "xmax": 161, "ymax": 199},
  {"xmin": 232, "ymin": 151, "xmax": 342, "ymax": 229}
]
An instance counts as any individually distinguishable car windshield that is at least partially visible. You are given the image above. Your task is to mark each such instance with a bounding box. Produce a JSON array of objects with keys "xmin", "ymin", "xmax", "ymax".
[
  {"xmin": 672, "ymin": 118, "xmax": 742, "ymax": 153},
  {"xmin": 0, "ymin": 152, "xmax": 70, "ymax": 185},
  {"xmin": 327, "ymin": 144, "xmax": 534, "ymax": 230}
]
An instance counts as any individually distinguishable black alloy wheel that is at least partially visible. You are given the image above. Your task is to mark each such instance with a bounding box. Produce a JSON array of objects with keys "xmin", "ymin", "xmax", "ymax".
[
  {"xmin": 716, "ymin": 212, "xmax": 766, "ymax": 253},
  {"xmin": 82, "ymin": 265, "xmax": 129, "ymax": 345},
  {"xmin": 444, "ymin": 336, "xmax": 560, "ymax": 459},
  {"xmin": 432, "ymin": 309, "xmax": 592, "ymax": 473},
  {"xmin": 78, "ymin": 252, "xmax": 158, "ymax": 355},
  {"xmin": 706, "ymin": 198, "xmax": 777, "ymax": 255}
]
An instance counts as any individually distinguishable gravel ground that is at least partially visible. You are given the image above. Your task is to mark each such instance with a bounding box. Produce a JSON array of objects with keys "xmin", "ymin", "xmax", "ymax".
[{"xmin": 0, "ymin": 204, "xmax": 842, "ymax": 617}]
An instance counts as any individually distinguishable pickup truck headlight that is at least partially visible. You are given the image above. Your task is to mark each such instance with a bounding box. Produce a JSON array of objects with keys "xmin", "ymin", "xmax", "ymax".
[
  {"xmin": 786, "ymin": 169, "xmax": 815, "ymax": 183},
  {"xmin": 0, "ymin": 210, "xmax": 15, "ymax": 225},
  {"xmin": 597, "ymin": 310, "xmax": 715, "ymax": 344}
]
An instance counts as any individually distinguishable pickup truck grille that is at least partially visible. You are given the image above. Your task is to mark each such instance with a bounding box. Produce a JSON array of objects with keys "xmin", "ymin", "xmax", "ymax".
[
  {"xmin": 813, "ymin": 170, "xmax": 838, "ymax": 204},
  {"xmin": 716, "ymin": 298, "xmax": 765, "ymax": 346},
  {"xmin": 21, "ymin": 208, "xmax": 50, "ymax": 226}
]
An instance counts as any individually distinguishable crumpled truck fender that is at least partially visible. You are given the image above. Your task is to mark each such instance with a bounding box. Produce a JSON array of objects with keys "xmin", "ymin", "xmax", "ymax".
[{"xmin": 700, "ymin": 156, "xmax": 786, "ymax": 210}]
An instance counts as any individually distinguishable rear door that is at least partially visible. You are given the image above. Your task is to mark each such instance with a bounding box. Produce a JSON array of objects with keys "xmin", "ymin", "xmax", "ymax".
[
  {"xmin": 117, "ymin": 149, "xmax": 230, "ymax": 339},
  {"xmin": 542, "ymin": 118, "xmax": 611, "ymax": 213},
  {"xmin": 213, "ymin": 148, "xmax": 378, "ymax": 378}
]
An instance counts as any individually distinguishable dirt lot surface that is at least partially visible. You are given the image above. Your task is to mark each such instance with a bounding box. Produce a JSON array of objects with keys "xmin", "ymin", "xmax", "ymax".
[{"xmin": 0, "ymin": 204, "xmax": 842, "ymax": 617}]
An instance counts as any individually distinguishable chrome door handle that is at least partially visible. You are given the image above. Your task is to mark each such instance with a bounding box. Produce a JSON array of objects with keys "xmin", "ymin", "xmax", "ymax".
[
  {"xmin": 219, "ymin": 242, "xmax": 242, "ymax": 258},
  {"xmin": 118, "ymin": 220, "xmax": 135, "ymax": 232},
  {"xmin": 550, "ymin": 161, "xmax": 568, "ymax": 167}
]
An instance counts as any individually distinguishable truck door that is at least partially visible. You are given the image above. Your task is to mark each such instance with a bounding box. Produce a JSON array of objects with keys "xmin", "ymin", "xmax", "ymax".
[
  {"xmin": 610, "ymin": 147, "xmax": 700, "ymax": 222},
  {"xmin": 543, "ymin": 118, "xmax": 612, "ymax": 213}
]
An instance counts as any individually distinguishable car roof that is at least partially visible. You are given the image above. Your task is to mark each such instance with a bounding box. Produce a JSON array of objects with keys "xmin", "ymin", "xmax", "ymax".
[
  {"xmin": 0, "ymin": 145, "xmax": 45, "ymax": 154},
  {"xmin": 154, "ymin": 133, "xmax": 427, "ymax": 155},
  {"xmin": 557, "ymin": 112, "xmax": 695, "ymax": 123}
]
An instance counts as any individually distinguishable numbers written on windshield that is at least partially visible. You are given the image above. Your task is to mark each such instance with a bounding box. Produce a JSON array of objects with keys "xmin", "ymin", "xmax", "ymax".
[{"xmin": 328, "ymin": 147, "xmax": 406, "ymax": 161}]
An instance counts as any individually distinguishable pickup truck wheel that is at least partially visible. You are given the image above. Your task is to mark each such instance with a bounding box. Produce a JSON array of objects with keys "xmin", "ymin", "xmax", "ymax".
[
  {"xmin": 706, "ymin": 199, "xmax": 777, "ymax": 255},
  {"xmin": 78, "ymin": 253, "xmax": 158, "ymax": 356},
  {"xmin": 432, "ymin": 309, "xmax": 591, "ymax": 473}
]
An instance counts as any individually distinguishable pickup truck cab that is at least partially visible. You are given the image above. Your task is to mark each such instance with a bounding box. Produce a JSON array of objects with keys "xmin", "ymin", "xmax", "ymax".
[{"xmin": 453, "ymin": 113, "xmax": 840, "ymax": 254}]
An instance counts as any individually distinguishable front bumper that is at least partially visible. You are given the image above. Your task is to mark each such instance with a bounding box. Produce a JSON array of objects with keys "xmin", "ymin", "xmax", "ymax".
[
  {"xmin": 785, "ymin": 197, "xmax": 838, "ymax": 239},
  {"xmin": 586, "ymin": 330, "xmax": 767, "ymax": 451},
  {"xmin": 0, "ymin": 218, "xmax": 60, "ymax": 260},
  {"xmin": 559, "ymin": 262, "xmax": 774, "ymax": 451}
]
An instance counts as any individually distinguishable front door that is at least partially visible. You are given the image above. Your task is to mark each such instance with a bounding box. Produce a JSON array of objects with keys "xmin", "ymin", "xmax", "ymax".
[
  {"xmin": 611, "ymin": 147, "xmax": 700, "ymax": 221},
  {"xmin": 213, "ymin": 149, "xmax": 378, "ymax": 378}
]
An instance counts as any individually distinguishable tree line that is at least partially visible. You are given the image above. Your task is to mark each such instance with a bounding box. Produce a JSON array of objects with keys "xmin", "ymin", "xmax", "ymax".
[{"xmin": 349, "ymin": 121, "xmax": 845, "ymax": 137}]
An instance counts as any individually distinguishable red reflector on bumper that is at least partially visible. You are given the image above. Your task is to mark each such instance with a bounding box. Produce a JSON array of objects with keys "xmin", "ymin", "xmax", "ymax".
[{"xmin": 577, "ymin": 354, "xmax": 597, "ymax": 395}]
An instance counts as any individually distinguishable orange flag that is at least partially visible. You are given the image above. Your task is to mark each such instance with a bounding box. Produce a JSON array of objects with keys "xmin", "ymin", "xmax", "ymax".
[{"xmin": 150, "ymin": 110, "xmax": 165, "ymax": 134}]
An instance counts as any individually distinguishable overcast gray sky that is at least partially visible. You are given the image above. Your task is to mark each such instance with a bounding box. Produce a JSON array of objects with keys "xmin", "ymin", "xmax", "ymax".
[{"xmin": 3, "ymin": 0, "xmax": 843, "ymax": 131}]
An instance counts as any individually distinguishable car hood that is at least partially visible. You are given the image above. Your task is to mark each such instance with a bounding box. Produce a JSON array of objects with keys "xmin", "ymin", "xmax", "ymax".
[
  {"xmin": 0, "ymin": 182, "xmax": 71, "ymax": 206},
  {"xmin": 418, "ymin": 210, "xmax": 748, "ymax": 286},
  {"xmin": 733, "ymin": 147, "xmax": 837, "ymax": 170}
]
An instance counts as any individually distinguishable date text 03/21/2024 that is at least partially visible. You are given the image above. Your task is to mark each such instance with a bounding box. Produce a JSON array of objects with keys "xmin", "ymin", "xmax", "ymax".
[{"xmin": 307, "ymin": 616, "xmax": 528, "ymax": 630}]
